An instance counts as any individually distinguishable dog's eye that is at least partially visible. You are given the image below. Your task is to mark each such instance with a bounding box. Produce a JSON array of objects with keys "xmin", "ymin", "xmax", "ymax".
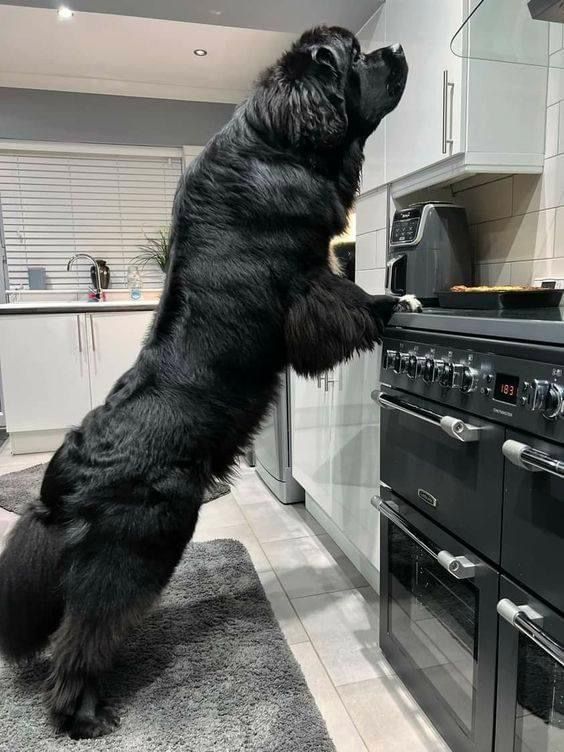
[{"xmin": 352, "ymin": 48, "xmax": 362, "ymax": 65}]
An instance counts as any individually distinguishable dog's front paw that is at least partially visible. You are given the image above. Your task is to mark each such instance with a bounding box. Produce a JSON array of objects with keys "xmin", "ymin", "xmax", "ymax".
[{"xmin": 395, "ymin": 294, "xmax": 422, "ymax": 313}]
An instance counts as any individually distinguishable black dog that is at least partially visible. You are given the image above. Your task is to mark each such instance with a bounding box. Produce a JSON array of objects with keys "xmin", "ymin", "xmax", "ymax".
[{"xmin": 0, "ymin": 26, "xmax": 416, "ymax": 739}]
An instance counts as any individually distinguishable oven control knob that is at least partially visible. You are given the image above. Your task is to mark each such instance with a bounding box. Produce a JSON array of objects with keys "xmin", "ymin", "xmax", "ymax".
[
  {"xmin": 527, "ymin": 380, "xmax": 550, "ymax": 412},
  {"xmin": 543, "ymin": 383, "xmax": 564, "ymax": 420},
  {"xmin": 407, "ymin": 355, "xmax": 425, "ymax": 380},
  {"xmin": 393, "ymin": 352, "xmax": 409, "ymax": 374},
  {"xmin": 384, "ymin": 349, "xmax": 397, "ymax": 370},
  {"xmin": 459, "ymin": 367, "xmax": 479, "ymax": 394},
  {"xmin": 423, "ymin": 358, "xmax": 444, "ymax": 384},
  {"xmin": 440, "ymin": 362, "xmax": 455, "ymax": 388}
]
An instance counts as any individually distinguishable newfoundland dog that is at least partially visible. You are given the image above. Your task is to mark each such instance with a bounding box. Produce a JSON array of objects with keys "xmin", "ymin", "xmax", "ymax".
[{"xmin": 0, "ymin": 25, "xmax": 416, "ymax": 738}]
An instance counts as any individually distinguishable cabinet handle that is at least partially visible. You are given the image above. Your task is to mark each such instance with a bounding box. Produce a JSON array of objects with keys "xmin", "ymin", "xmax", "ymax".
[
  {"xmin": 89, "ymin": 314, "xmax": 96, "ymax": 352},
  {"xmin": 373, "ymin": 494, "xmax": 477, "ymax": 580},
  {"xmin": 442, "ymin": 70, "xmax": 455, "ymax": 155},
  {"xmin": 498, "ymin": 599, "xmax": 564, "ymax": 669},
  {"xmin": 317, "ymin": 375, "xmax": 322, "ymax": 388},
  {"xmin": 76, "ymin": 314, "xmax": 82, "ymax": 353}
]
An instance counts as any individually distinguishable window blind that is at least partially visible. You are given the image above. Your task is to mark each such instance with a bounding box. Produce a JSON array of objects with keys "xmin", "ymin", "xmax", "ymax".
[{"xmin": 0, "ymin": 152, "xmax": 183, "ymax": 291}]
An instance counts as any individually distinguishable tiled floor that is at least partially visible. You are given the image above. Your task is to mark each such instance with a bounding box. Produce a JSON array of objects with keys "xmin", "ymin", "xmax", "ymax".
[{"xmin": 0, "ymin": 446, "xmax": 449, "ymax": 752}]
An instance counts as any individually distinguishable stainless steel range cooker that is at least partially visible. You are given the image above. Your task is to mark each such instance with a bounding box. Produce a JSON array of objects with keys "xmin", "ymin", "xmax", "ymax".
[{"xmin": 375, "ymin": 307, "xmax": 564, "ymax": 752}]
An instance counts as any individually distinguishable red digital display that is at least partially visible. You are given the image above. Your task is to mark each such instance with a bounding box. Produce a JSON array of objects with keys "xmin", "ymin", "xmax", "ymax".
[{"xmin": 494, "ymin": 373, "xmax": 520, "ymax": 405}]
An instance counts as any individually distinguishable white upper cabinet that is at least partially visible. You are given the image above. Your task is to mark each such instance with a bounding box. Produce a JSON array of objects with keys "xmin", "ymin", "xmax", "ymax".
[
  {"xmin": 359, "ymin": 0, "xmax": 548, "ymax": 197},
  {"xmin": 385, "ymin": 0, "xmax": 464, "ymax": 186}
]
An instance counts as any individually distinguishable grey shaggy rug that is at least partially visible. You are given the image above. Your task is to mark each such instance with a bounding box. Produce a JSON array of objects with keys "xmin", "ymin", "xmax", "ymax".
[
  {"xmin": 0, "ymin": 539, "xmax": 335, "ymax": 751},
  {"xmin": 0, "ymin": 463, "xmax": 230, "ymax": 515}
]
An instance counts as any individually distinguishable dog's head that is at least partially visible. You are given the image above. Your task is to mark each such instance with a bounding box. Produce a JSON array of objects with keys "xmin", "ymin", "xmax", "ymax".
[{"xmin": 250, "ymin": 25, "xmax": 407, "ymax": 151}]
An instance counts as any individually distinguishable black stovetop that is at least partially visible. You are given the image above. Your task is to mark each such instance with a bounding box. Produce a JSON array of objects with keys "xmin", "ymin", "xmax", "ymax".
[{"xmin": 389, "ymin": 307, "xmax": 564, "ymax": 346}]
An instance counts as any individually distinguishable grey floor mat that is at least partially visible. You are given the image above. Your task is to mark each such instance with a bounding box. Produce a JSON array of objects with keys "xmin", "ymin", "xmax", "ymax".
[
  {"xmin": 0, "ymin": 463, "xmax": 229, "ymax": 514},
  {"xmin": 0, "ymin": 539, "xmax": 335, "ymax": 751}
]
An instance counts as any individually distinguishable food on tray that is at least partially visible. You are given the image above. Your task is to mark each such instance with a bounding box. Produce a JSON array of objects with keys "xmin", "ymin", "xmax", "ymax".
[{"xmin": 450, "ymin": 285, "xmax": 540, "ymax": 293}]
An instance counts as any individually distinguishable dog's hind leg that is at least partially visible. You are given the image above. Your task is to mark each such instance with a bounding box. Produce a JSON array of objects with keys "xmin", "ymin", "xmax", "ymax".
[{"xmin": 46, "ymin": 597, "xmax": 150, "ymax": 739}]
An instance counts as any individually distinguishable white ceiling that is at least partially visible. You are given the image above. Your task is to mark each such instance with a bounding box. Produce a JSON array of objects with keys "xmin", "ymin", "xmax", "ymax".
[{"xmin": 0, "ymin": 4, "xmax": 299, "ymax": 102}]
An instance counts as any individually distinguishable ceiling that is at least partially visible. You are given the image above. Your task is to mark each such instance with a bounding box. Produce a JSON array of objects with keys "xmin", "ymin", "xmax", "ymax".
[
  {"xmin": 0, "ymin": 0, "xmax": 380, "ymax": 33},
  {"xmin": 0, "ymin": 2, "xmax": 381, "ymax": 103}
]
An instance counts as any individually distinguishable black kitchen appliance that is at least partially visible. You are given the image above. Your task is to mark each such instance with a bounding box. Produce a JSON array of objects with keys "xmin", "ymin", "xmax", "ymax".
[
  {"xmin": 375, "ymin": 306, "xmax": 564, "ymax": 752},
  {"xmin": 386, "ymin": 202, "xmax": 472, "ymax": 305}
]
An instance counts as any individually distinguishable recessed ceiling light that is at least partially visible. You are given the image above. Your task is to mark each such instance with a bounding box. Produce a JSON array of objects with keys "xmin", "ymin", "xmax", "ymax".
[
  {"xmin": 193, "ymin": 49, "xmax": 208, "ymax": 57},
  {"xmin": 57, "ymin": 5, "xmax": 74, "ymax": 19}
]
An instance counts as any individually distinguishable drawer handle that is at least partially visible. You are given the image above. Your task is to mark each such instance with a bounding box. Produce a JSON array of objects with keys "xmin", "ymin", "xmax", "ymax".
[
  {"xmin": 498, "ymin": 599, "xmax": 564, "ymax": 669},
  {"xmin": 375, "ymin": 392, "xmax": 482, "ymax": 443},
  {"xmin": 373, "ymin": 493, "xmax": 477, "ymax": 580},
  {"xmin": 503, "ymin": 440, "xmax": 564, "ymax": 479},
  {"xmin": 76, "ymin": 314, "xmax": 82, "ymax": 353}
]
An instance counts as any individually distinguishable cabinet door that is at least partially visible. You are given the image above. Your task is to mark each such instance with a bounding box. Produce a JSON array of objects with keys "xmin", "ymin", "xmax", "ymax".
[
  {"xmin": 87, "ymin": 311, "xmax": 153, "ymax": 407},
  {"xmin": 290, "ymin": 370, "xmax": 332, "ymax": 512},
  {"xmin": 327, "ymin": 351, "xmax": 382, "ymax": 563},
  {"xmin": 0, "ymin": 313, "xmax": 91, "ymax": 432},
  {"xmin": 385, "ymin": 0, "xmax": 464, "ymax": 184}
]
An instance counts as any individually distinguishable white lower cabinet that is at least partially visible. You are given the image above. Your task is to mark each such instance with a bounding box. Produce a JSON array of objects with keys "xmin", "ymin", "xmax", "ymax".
[
  {"xmin": 0, "ymin": 309, "xmax": 154, "ymax": 452},
  {"xmin": 0, "ymin": 313, "xmax": 91, "ymax": 433},
  {"xmin": 291, "ymin": 351, "xmax": 382, "ymax": 586},
  {"xmin": 290, "ymin": 371, "xmax": 333, "ymax": 514},
  {"xmin": 86, "ymin": 311, "xmax": 153, "ymax": 408}
]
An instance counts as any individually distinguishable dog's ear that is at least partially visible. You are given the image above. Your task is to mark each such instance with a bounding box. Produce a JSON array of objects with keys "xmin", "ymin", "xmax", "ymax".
[{"xmin": 279, "ymin": 41, "xmax": 349, "ymax": 150}]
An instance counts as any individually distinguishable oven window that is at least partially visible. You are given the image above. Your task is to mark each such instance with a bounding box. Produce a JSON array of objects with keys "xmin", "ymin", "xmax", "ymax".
[
  {"xmin": 515, "ymin": 635, "xmax": 564, "ymax": 752},
  {"xmin": 388, "ymin": 524, "xmax": 478, "ymax": 734}
]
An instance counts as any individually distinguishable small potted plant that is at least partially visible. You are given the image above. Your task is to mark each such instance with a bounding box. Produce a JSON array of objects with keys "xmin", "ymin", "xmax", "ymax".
[{"xmin": 131, "ymin": 228, "xmax": 171, "ymax": 273}]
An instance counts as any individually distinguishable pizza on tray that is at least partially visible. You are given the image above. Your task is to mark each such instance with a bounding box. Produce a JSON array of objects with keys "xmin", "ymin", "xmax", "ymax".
[{"xmin": 450, "ymin": 285, "xmax": 540, "ymax": 293}]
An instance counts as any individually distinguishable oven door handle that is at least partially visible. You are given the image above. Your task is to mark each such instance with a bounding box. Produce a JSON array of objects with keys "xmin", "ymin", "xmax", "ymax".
[
  {"xmin": 503, "ymin": 440, "xmax": 564, "ymax": 479},
  {"xmin": 375, "ymin": 392, "xmax": 482, "ymax": 443},
  {"xmin": 497, "ymin": 599, "xmax": 564, "ymax": 669},
  {"xmin": 374, "ymin": 496, "xmax": 477, "ymax": 580}
]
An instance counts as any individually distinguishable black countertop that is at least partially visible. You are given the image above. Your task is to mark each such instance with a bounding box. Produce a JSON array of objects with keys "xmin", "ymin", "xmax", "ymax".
[{"xmin": 389, "ymin": 307, "xmax": 564, "ymax": 346}]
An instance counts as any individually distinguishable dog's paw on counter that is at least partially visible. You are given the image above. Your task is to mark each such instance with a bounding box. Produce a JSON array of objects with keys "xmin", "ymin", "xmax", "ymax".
[{"xmin": 395, "ymin": 294, "xmax": 423, "ymax": 313}]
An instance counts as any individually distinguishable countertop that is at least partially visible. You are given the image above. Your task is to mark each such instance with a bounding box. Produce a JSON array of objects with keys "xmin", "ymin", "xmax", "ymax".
[
  {"xmin": 389, "ymin": 306, "xmax": 564, "ymax": 346},
  {"xmin": 0, "ymin": 300, "xmax": 159, "ymax": 315}
]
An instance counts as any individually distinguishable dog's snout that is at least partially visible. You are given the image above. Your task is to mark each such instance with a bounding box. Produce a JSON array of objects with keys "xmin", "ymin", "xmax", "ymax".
[{"xmin": 387, "ymin": 43, "xmax": 405, "ymax": 58}]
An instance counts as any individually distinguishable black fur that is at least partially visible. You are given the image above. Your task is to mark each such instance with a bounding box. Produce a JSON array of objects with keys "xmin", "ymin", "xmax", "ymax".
[{"xmin": 0, "ymin": 26, "xmax": 409, "ymax": 738}]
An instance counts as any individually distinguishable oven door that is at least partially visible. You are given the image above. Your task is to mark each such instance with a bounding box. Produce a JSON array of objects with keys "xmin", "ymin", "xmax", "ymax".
[
  {"xmin": 502, "ymin": 432, "xmax": 564, "ymax": 614},
  {"xmin": 378, "ymin": 490, "xmax": 498, "ymax": 752},
  {"xmin": 378, "ymin": 387, "xmax": 505, "ymax": 563},
  {"xmin": 496, "ymin": 577, "xmax": 564, "ymax": 752}
]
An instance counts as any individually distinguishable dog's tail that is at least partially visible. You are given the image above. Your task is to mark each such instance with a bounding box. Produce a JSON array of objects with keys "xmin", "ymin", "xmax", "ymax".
[{"xmin": 0, "ymin": 505, "xmax": 64, "ymax": 661}]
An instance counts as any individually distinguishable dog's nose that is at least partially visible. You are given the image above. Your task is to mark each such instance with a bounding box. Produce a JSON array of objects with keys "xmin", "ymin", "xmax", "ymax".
[{"xmin": 386, "ymin": 43, "xmax": 405, "ymax": 58}]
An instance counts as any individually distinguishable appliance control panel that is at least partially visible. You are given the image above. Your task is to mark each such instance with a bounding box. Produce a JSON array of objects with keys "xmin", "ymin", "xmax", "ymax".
[
  {"xmin": 390, "ymin": 206, "xmax": 422, "ymax": 246},
  {"xmin": 381, "ymin": 337, "xmax": 564, "ymax": 441}
]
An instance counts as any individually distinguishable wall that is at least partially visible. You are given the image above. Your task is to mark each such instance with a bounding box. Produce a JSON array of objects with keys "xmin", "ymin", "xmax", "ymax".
[{"xmin": 0, "ymin": 88, "xmax": 235, "ymax": 147}]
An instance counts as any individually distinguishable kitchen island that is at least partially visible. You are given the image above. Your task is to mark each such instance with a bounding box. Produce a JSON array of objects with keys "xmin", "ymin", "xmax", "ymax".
[{"xmin": 0, "ymin": 299, "xmax": 159, "ymax": 454}]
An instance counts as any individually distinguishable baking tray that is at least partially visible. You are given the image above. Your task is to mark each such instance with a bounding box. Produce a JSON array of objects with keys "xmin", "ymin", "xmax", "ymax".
[{"xmin": 438, "ymin": 289, "xmax": 564, "ymax": 310}]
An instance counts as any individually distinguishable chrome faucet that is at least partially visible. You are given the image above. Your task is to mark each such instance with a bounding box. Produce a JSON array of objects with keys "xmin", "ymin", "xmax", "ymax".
[{"xmin": 67, "ymin": 253, "xmax": 102, "ymax": 301}]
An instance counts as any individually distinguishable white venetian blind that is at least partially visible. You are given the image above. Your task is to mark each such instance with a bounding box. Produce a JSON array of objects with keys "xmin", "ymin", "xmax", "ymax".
[{"xmin": 0, "ymin": 151, "xmax": 183, "ymax": 290}]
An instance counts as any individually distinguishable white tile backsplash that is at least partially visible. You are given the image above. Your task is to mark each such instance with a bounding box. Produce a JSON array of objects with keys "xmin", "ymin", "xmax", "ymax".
[
  {"xmin": 475, "ymin": 262, "xmax": 512, "ymax": 286},
  {"xmin": 356, "ymin": 269, "xmax": 386, "ymax": 295},
  {"xmin": 355, "ymin": 188, "xmax": 388, "ymax": 235},
  {"xmin": 456, "ymin": 177, "xmax": 513, "ymax": 225},
  {"xmin": 475, "ymin": 209, "xmax": 556, "ymax": 264},
  {"xmin": 356, "ymin": 230, "xmax": 387, "ymax": 271}
]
